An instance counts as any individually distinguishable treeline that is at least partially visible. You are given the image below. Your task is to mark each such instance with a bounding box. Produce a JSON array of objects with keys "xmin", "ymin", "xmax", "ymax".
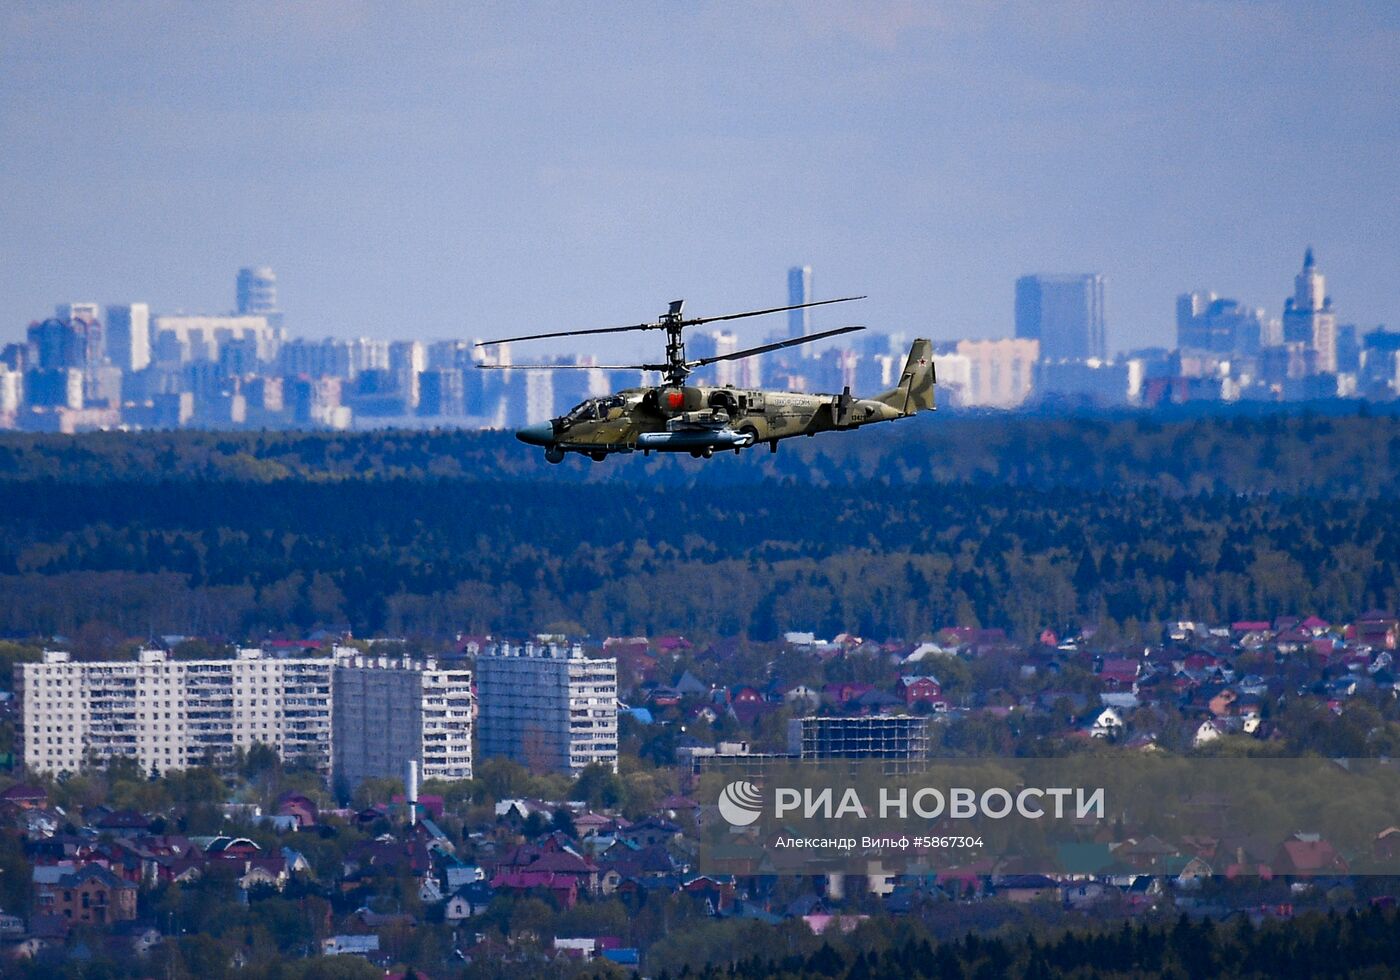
[
  {"xmin": 0, "ymin": 476, "xmax": 1396, "ymax": 640},
  {"xmin": 1, "ymin": 407, "xmax": 1399, "ymax": 496},
  {"xmin": 0, "ymin": 411, "xmax": 1397, "ymax": 641},
  {"xmin": 650, "ymin": 906, "xmax": 1400, "ymax": 979}
]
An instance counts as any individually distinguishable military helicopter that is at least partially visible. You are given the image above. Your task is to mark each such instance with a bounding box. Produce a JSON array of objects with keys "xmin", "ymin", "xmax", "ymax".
[{"xmin": 476, "ymin": 296, "xmax": 934, "ymax": 463}]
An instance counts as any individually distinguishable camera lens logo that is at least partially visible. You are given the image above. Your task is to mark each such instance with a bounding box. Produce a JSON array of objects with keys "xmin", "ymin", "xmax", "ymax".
[{"xmin": 717, "ymin": 780, "xmax": 764, "ymax": 827}]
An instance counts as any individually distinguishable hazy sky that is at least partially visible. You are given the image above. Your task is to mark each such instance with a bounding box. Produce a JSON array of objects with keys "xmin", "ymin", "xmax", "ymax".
[{"xmin": 2, "ymin": 1, "xmax": 1397, "ymax": 358}]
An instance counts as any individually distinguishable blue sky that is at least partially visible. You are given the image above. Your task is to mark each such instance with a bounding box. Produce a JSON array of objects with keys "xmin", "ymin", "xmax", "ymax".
[{"xmin": 2, "ymin": 2, "xmax": 1396, "ymax": 358}]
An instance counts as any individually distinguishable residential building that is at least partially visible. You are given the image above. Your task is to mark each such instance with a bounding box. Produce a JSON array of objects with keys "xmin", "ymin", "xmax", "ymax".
[
  {"xmin": 930, "ymin": 352, "xmax": 971, "ymax": 407},
  {"xmin": 105, "ymin": 303, "xmax": 151, "ymax": 372},
  {"xmin": 1361, "ymin": 329, "xmax": 1400, "ymax": 398},
  {"xmin": 1015, "ymin": 274, "xmax": 1107, "ymax": 360},
  {"xmin": 331, "ymin": 655, "xmax": 473, "ymax": 796},
  {"xmin": 418, "ymin": 369, "xmax": 466, "ymax": 416},
  {"xmin": 1176, "ymin": 292, "xmax": 1267, "ymax": 355},
  {"xmin": 15, "ymin": 649, "xmax": 334, "ymax": 776},
  {"xmin": 389, "ymin": 339, "xmax": 426, "ymax": 409},
  {"xmin": 236, "ymin": 266, "xmax": 278, "ymax": 315},
  {"xmin": 28, "ymin": 317, "xmax": 90, "ymax": 370},
  {"xmin": 0, "ymin": 367, "xmax": 20, "ymax": 418},
  {"xmin": 954, "ymin": 338, "xmax": 1039, "ymax": 408},
  {"xmin": 1282, "ymin": 247, "xmax": 1338, "ymax": 373},
  {"xmin": 35, "ymin": 864, "xmax": 137, "ymax": 925},
  {"xmin": 24, "ymin": 368, "xmax": 83, "ymax": 410},
  {"xmin": 151, "ymin": 314, "xmax": 280, "ymax": 366},
  {"xmin": 476, "ymin": 643, "xmax": 618, "ymax": 775}
]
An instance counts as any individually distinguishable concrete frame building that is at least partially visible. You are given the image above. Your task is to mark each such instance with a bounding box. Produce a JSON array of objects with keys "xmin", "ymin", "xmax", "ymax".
[
  {"xmin": 476, "ymin": 643, "xmax": 618, "ymax": 775},
  {"xmin": 787, "ymin": 715, "xmax": 931, "ymax": 761},
  {"xmin": 331, "ymin": 654, "xmax": 473, "ymax": 796},
  {"xmin": 15, "ymin": 649, "xmax": 334, "ymax": 776}
]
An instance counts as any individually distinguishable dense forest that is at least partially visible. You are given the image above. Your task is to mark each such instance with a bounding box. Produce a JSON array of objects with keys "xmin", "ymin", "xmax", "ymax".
[
  {"xmin": 649, "ymin": 905, "xmax": 1400, "ymax": 980},
  {"xmin": 2, "ymin": 408, "xmax": 1398, "ymax": 494},
  {"xmin": 0, "ymin": 410, "xmax": 1396, "ymax": 641}
]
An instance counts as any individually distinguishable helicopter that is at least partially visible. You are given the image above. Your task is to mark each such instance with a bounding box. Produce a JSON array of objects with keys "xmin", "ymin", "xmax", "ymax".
[{"xmin": 476, "ymin": 295, "xmax": 935, "ymax": 463}]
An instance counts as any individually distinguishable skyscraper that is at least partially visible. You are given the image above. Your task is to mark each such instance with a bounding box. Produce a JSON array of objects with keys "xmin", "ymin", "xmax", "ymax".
[
  {"xmin": 236, "ymin": 266, "xmax": 278, "ymax": 314},
  {"xmin": 788, "ymin": 265, "xmax": 812, "ymax": 338},
  {"xmin": 1282, "ymin": 247, "xmax": 1338, "ymax": 374},
  {"xmin": 1015, "ymin": 274, "xmax": 1106, "ymax": 360},
  {"xmin": 236, "ymin": 266, "xmax": 283, "ymax": 331},
  {"xmin": 105, "ymin": 303, "xmax": 151, "ymax": 372}
]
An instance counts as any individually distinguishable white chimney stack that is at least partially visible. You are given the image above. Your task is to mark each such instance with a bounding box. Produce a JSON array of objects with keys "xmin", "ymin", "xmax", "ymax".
[{"xmin": 406, "ymin": 759, "xmax": 419, "ymax": 826}]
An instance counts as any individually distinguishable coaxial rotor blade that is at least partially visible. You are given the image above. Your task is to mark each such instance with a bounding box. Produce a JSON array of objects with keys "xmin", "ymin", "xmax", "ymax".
[
  {"xmin": 474, "ymin": 321, "xmax": 658, "ymax": 347},
  {"xmin": 475, "ymin": 295, "xmax": 865, "ymax": 346},
  {"xmin": 476, "ymin": 362, "xmax": 666, "ymax": 371},
  {"xmin": 687, "ymin": 325, "xmax": 866, "ymax": 368},
  {"xmin": 680, "ymin": 295, "xmax": 865, "ymax": 327}
]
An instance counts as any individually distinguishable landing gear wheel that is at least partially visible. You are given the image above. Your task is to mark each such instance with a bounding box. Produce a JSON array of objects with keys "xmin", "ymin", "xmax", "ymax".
[
  {"xmin": 544, "ymin": 445, "xmax": 566, "ymax": 464},
  {"xmin": 590, "ymin": 451, "xmax": 608, "ymax": 462}
]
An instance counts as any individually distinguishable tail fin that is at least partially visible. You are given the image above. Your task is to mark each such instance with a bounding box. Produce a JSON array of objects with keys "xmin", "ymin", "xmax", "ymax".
[{"xmin": 873, "ymin": 339, "xmax": 936, "ymax": 415}]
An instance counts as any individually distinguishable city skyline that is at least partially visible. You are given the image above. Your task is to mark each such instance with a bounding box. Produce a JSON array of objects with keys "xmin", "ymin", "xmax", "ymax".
[
  {"xmin": 2, "ymin": 4, "xmax": 1397, "ymax": 358},
  {"xmin": 3, "ymin": 245, "xmax": 1381, "ymax": 359},
  {"xmin": 5, "ymin": 242, "xmax": 1398, "ymax": 436}
]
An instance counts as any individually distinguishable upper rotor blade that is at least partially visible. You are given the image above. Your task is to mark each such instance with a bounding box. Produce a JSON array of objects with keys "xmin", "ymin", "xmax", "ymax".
[
  {"xmin": 682, "ymin": 295, "xmax": 865, "ymax": 327},
  {"xmin": 474, "ymin": 321, "xmax": 656, "ymax": 347},
  {"xmin": 477, "ymin": 362, "xmax": 666, "ymax": 371},
  {"xmin": 474, "ymin": 295, "xmax": 865, "ymax": 346},
  {"xmin": 688, "ymin": 325, "xmax": 866, "ymax": 368}
]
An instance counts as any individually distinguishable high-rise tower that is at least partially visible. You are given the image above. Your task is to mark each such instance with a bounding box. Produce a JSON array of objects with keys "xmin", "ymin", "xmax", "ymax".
[
  {"xmin": 105, "ymin": 303, "xmax": 151, "ymax": 372},
  {"xmin": 236, "ymin": 266, "xmax": 280, "ymax": 329},
  {"xmin": 1015, "ymin": 274, "xmax": 1106, "ymax": 361},
  {"xmin": 788, "ymin": 265, "xmax": 813, "ymax": 338},
  {"xmin": 236, "ymin": 266, "xmax": 277, "ymax": 313},
  {"xmin": 1282, "ymin": 247, "xmax": 1337, "ymax": 373}
]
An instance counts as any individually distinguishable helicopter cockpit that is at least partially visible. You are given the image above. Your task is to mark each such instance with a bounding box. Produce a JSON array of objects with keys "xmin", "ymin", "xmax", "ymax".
[{"xmin": 560, "ymin": 394, "xmax": 625, "ymax": 428}]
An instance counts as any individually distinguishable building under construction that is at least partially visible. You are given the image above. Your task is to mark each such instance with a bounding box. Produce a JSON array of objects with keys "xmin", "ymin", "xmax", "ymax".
[{"xmin": 788, "ymin": 715, "xmax": 931, "ymax": 761}]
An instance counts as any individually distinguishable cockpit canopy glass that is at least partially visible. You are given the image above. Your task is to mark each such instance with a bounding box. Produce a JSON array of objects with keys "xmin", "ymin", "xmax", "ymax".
[{"xmin": 562, "ymin": 395, "xmax": 624, "ymax": 424}]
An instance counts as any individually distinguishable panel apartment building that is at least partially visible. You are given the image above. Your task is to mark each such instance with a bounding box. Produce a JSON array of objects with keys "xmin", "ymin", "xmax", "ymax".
[
  {"xmin": 331, "ymin": 654, "xmax": 473, "ymax": 796},
  {"xmin": 476, "ymin": 643, "xmax": 618, "ymax": 775},
  {"xmin": 17, "ymin": 649, "xmax": 474, "ymax": 794},
  {"xmin": 16, "ymin": 649, "xmax": 334, "ymax": 776}
]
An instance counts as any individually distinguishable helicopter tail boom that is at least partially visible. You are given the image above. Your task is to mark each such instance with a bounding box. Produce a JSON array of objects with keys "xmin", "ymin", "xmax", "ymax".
[{"xmin": 873, "ymin": 339, "xmax": 936, "ymax": 416}]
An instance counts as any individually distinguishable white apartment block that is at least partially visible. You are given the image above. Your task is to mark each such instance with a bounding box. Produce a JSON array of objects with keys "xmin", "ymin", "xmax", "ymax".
[
  {"xmin": 476, "ymin": 643, "xmax": 617, "ymax": 775},
  {"xmin": 16, "ymin": 649, "xmax": 333, "ymax": 777},
  {"xmin": 331, "ymin": 655, "xmax": 474, "ymax": 796}
]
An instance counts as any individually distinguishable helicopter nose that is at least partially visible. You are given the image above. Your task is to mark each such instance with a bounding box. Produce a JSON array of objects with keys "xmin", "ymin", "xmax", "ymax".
[{"xmin": 515, "ymin": 422, "xmax": 554, "ymax": 446}]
